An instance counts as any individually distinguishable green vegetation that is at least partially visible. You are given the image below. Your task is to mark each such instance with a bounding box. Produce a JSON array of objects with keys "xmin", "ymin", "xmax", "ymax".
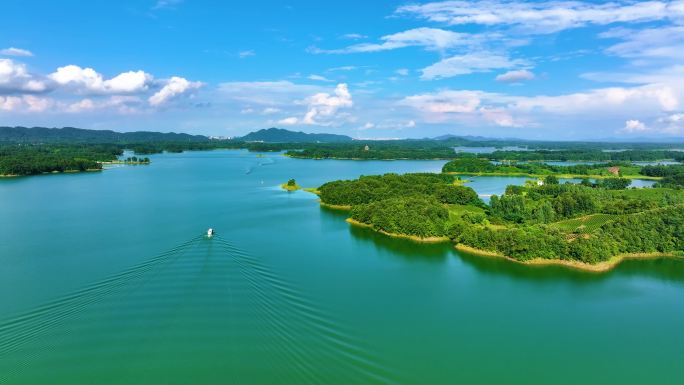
[
  {"xmin": 549, "ymin": 214, "xmax": 617, "ymax": 234},
  {"xmin": 318, "ymin": 169, "xmax": 684, "ymax": 269},
  {"xmin": 641, "ymin": 165, "xmax": 684, "ymax": 188},
  {"xmin": 286, "ymin": 141, "xmax": 465, "ymax": 160},
  {"xmin": 318, "ymin": 173, "xmax": 483, "ymax": 240},
  {"xmin": 485, "ymin": 149, "xmax": 684, "ymax": 162},
  {"xmin": 281, "ymin": 178, "xmax": 301, "ymax": 191},
  {"xmin": 442, "ymin": 158, "xmax": 650, "ymax": 179},
  {"xmin": 122, "ymin": 156, "xmax": 151, "ymax": 164},
  {"xmin": 0, "ymin": 144, "xmax": 120, "ymax": 175},
  {"xmin": 351, "ymin": 196, "xmax": 450, "ymax": 239}
]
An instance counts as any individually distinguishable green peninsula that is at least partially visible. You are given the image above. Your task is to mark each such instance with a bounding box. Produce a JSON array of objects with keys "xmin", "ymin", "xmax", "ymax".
[{"xmin": 317, "ymin": 170, "xmax": 684, "ymax": 271}]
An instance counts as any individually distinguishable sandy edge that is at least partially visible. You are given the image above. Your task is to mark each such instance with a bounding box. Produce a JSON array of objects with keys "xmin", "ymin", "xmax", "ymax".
[
  {"xmin": 280, "ymin": 183, "xmax": 301, "ymax": 192},
  {"xmin": 454, "ymin": 244, "xmax": 678, "ymax": 272},
  {"xmin": 319, "ymin": 201, "xmax": 353, "ymax": 210},
  {"xmin": 1, "ymin": 169, "xmax": 102, "ymax": 178},
  {"xmin": 346, "ymin": 218, "xmax": 450, "ymax": 243}
]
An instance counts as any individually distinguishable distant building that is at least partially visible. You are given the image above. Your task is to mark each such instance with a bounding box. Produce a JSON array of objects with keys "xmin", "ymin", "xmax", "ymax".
[
  {"xmin": 364, "ymin": 145, "xmax": 370, "ymax": 151},
  {"xmin": 608, "ymin": 166, "xmax": 620, "ymax": 176},
  {"xmin": 536, "ymin": 179, "xmax": 544, "ymax": 186}
]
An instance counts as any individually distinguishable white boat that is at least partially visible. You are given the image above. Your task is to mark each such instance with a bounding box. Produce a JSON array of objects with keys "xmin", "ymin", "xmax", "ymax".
[{"xmin": 207, "ymin": 228, "xmax": 215, "ymax": 237}]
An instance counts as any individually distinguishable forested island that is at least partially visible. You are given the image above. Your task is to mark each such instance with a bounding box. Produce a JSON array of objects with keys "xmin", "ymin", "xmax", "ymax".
[
  {"xmin": 316, "ymin": 167, "xmax": 684, "ymax": 271},
  {"xmin": 281, "ymin": 179, "xmax": 301, "ymax": 191}
]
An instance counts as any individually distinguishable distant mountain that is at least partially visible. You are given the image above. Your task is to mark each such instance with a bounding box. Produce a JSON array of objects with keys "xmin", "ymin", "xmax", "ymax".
[
  {"xmin": 0, "ymin": 126, "xmax": 209, "ymax": 143},
  {"xmin": 239, "ymin": 127, "xmax": 353, "ymax": 143}
]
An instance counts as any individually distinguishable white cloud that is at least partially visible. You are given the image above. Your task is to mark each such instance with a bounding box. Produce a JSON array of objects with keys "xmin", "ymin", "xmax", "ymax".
[
  {"xmin": 361, "ymin": 122, "xmax": 375, "ymax": 129},
  {"xmin": 218, "ymin": 81, "xmax": 353, "ymax": 126},
  {"xmin": 421, "ymin": 52, "xmax": 527, "ymax": 80},
  {"xmin": 602, "ymin": 26, "xmax": 684, "ymax": 62},
  {"xmin": 0, "ymin": 59, "xmax": 48, "ymax": 93},
  {"xmin": 278, "ymin": 116, "xmax": 299, "ymax": 125},
  {"xmin": 622, "ymin": 119, "xmax": 648, "ymax": 132},
  {"xmin": 327, "ymin": 66, "xmax": 359, "ymax": 72},
  {"xmin": 401, "ymin": 90, "xmax": 483, "ymax": 113},
  {"xmin": 302, "ymin": 83, "xmax": 353, "ymax": 125},
  {"xmin": 396, "ymin": 1, "xmax": 684, "ymax": 33},
  {"xmin": 153, "ymin": 0, "xmax": 183, "ymax": 10},
  {"xmin": 0, "ymin": 95, "xmax": 52, "ymax": 112},
  {"xmin": 496, "ymin": 69, "xmax": 535, "ymax": 82},
  {"xmin": 49, "ymin": 65, "xmax": 152, "ymax": 94},
  {"xmin": 400, "ymin": 83, "xmax": 680, "ymax": 129},
  {"xmin": 148, "ymin": 76, "xmax": 203, "ymax": 106},
  {"xmin": 261, "ymin": 107, "xmax": 281, "ymax": 114},
  {"xmin": 0, "ymin": 60, "xmax": 199, "ymax": 114},
  {"xmin": 0, "ymin": 96, "xmax": 24, "ymax": 111},
  {"xmin": 105, "ymin": 71, "xmax": 152, "ymax": 93},
  {"xmin": 616, "ymin": 113, "xmax": 684, "ymax": 135},
  {"xmin": 238, "ymin": 50, "xmax": 255, "ymax": 58},
  {"xmin": 0, "ymin": 47, "xmax": 34, "ymax": 57},
  {"xmin": 395, "ymin": 68, "xmax": 409, "ymax": 76},
  {"xmin": 512, "ymin": 85, "xmax": 678, "ymax": 114},
  {"xmin": 660, "ymin": 113, "xmax": 684, "ymax": 125},
  {"xmin": 657, "ymin": 113, "xmax": 684, "ymax": 133},
  {"xmin": 313, "ymin": 27, "xmax": 472, "ymax": 53},
  {"xmin": 341, "ymin": 33, "xmax": 367, "ymax": 40},
  {"xmin": 66, "ymin": 98, "xmax": 96, "ymax": 113},
  {"xmin": 218, "ymin": 81, "xmax": 324, "ymax": 106},
  {"xmin": 308, "ymin": 74, "xmax": 333, "ymax": 82}
]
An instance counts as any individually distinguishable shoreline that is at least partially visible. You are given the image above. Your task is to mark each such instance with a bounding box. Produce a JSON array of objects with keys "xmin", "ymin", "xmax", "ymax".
[
  {"xmin": 100, "ymin": 161, "xmax": 150, "ymax": 165},
  {"xmin": 280, "ymin": 183, "xmax": 301, "ymax": 192},
  {"xmin": 454, "ymin": 244, "xmax": 679, "ymax": 272},
  {"xmin": 286, "ymin": 154, "xmax": 455, "ymax": 161},
  {"xmin": 445, "ymin": 171, "xmax": 662, "ymax": 180},
  {"xmin": 320, "ymin": 201, "xmax": 352, "ymax": 210},
  {"xmin": 1, "ymin": 169, "xmax": 102, "ymax": 178},
  {"xmin": 346, "ymin": 218, "xmax": 450, "ymax": 243}
]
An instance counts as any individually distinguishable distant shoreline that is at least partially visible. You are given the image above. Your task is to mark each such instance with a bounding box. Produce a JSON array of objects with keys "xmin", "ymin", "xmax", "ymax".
[
  {"xmin": 444, "ymin": 171, "xmax": 662, "ymax": 180},
  {"xmin": 1, "ymin": 169, "xmax": 102, "ymax": 178}
]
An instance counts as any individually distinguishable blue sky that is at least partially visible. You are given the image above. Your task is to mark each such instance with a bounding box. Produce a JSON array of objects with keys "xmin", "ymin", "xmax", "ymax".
[{"xmin": 1, "ymin": 0, "xmax": 683, "ymax": 139}]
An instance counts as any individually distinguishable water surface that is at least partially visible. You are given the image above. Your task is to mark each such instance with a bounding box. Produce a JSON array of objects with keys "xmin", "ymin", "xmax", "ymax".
[{"xmin": 1, "ymin": 150, "xmax": 683, "ymax": 385}]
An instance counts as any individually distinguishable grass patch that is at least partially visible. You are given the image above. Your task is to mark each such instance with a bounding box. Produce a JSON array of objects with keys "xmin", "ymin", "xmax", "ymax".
[{"xmin": 550, "ymin": 213, "xmax": 617, "ymax": 234}]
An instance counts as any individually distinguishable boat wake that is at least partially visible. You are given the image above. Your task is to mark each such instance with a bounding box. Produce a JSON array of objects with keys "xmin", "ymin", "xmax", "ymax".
[{"xmin": 0, "ymin": 234, "xmax": 397, "ymax": 385}]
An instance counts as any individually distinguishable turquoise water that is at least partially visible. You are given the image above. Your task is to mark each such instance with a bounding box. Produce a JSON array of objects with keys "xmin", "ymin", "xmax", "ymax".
[{"xmin": 1, "ymin": 150, "xmax": 683, "ymax": 384}]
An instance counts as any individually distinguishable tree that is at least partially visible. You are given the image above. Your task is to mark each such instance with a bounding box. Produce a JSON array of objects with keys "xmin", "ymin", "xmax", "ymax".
[
  {"xmin": 544, "ymin": 175, "xmax": 559, "ymax": 185},
  {"xmin": 287, "ymin": 179, "xmax": 296, "ymax": 187}
]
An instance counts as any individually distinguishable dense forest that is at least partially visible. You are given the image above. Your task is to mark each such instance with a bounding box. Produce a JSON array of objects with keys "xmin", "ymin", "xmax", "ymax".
[
  {"xmin": 484, "ymin": 149, "xmax": 684, "ymax": 162},
  {"xmin": 318, "ymin": 167, "xmax": 684, "ymax": 265},
  {"xmin": 318, "ymin": 173, "xmax": 482, "ymax": 238},
  {"xmin": 442, "ymin": 158, "xmax": 645, "ymax": 178},
  {"xmin": 285, "ymin": 141, "xmax": 467, "ymax": 160},
  {"xmin": 0, "ymin": 144, "xmax": 121, "ymax": 175}
]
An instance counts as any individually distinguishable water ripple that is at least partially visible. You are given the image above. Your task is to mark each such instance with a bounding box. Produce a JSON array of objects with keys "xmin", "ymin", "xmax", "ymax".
[{"xmin": 0, "ymin": 234, "xmax": 398, "ymax": 385}]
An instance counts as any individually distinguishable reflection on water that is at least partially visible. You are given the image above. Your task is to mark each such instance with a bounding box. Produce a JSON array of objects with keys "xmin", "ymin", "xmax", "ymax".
[{"xmin": 349, "ymin": 225, "xmax": 451, "ymax": 264}]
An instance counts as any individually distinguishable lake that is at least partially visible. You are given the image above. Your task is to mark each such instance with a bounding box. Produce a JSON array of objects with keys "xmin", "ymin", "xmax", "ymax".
[{"xmin": 1, "ymin": 150, "xmax": 683, "ymax": 385}]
